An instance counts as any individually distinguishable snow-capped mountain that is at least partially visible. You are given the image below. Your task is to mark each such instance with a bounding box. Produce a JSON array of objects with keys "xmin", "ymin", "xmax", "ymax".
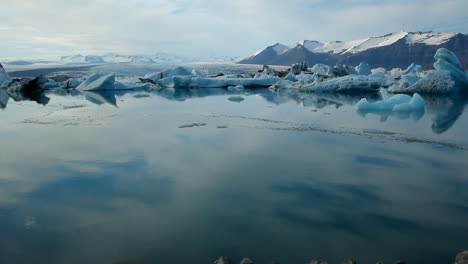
[
  {"xmin": 239, "ymin": 31, "xmax": 468, "ymax": 68},
  {"xmin": 58, "ymin": 53, "xmax": 237, "ymax": 65}
]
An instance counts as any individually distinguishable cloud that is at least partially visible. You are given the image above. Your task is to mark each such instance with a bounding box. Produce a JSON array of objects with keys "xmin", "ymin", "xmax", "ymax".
[{"xmin": 0, "ymin": 0, "xmax": 466, "ymax": 58}]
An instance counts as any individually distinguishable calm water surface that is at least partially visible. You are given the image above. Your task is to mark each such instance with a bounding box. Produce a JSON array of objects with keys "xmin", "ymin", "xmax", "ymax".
[{"xmin": 1, "ymin": 69, "xmax": 468, "ymax": 264}]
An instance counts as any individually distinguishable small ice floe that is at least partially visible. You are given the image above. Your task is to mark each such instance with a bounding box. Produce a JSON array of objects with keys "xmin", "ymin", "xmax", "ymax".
[
  {"xmin": 356, "ymin": 89, "xmax": 425, "ymax": 112},
  {"xmin": 178, "ymin": 123, "xmax": 207, "ymax": 128},
  {"xmin": 228, "ymin": 96, "xmax": 245, "ymax": 103}
]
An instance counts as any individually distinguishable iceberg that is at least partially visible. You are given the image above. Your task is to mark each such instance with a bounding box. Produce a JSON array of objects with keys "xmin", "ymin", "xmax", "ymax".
[
  {"xmin": 389, "ymin": 48, "xmax": 468, "ymax": 93},
  {"xmin": 356, "ymin": 89, "xmax": 425, "ymax": 112},
  {"xmin": 76, "ymin": 73, "xmax": 116, "ymax": 91},
  {"xmin": 143, "ymin": 66, "xmax": 193, "ymax": 83},
  {"xmin": 355, "ymin": 62, "xmax": 372, "ymax": 75},
  {"xmin": 402, "ymin": 63, "xmax": 423, "ymax": 74},
  {"xmin": 371, "ymin": 67, "xmax": 387, "ymax": 75},
  {"xmin": 301, "ymin": 74, "xmax": 384, "ymax": 93},
  {"xmin": 0, "ymin": 63, "xmax": 12, "ymax": 88},
  {"xmin": 334, "ymin": 64, "xmax": 357, "ymax": 76},
  {"xmin": 291, "ymin": 63, "xmax": 308, "ymax": 75},
  {"xmin": 310, "ymin": 64, "xmax": 335, "ymax": 78},
  {"xmin": 157, "ymin": 76, "xmax": 280, "ymax": 88}
]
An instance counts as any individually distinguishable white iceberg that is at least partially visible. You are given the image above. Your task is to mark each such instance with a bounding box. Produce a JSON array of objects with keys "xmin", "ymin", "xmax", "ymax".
[
  {"xmin": 389, "ymin": 48, "xmax": 468, "ymax": 93},
  {"xmin": 76, "ymin": 73, "xmax": 116, "ymax": 91},
  {"xmin": 157, "ymin": 76, "xmax": 280, "ymax": 88},
  {"xmin": 356, "ymin": 89, "xmax": 425, "ymax": 112},
  {"xmin": 301, "ymin": 74, "xmax": 384, "ymax": 93},
  {"xmin": 0, "ymin": 63, "xmax": 12, "ymax": 88},
  {"xmin": 371, "ymin": 67, "xmax": 387, "ymax": 75}
]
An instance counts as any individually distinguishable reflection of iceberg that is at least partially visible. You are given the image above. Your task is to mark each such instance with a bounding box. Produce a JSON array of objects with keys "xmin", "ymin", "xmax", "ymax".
[
  {"xmin": 6, "ymin": 88, "xmax": 50, "ymax": 106},
  {"xmin": 151, "ymin": 87, "xmax": 257, "ymax": 101},
  {"xmin": 424, "ymin": 95, "xmax": 468, "ymax": 134},
  {"xmin": 0, "ymin": 90, "xmax": 10, "ymax": 109},
  {"xmin": 157, "ymin": 76, "xmax": 280, "ymax": 88},
  {"xmin": 258, "ymin": 89, "xmax": 380, "ymax": 109},
  {"xmin": 82, "ymin": 90, "xmax": 118, "ymax": 106}
]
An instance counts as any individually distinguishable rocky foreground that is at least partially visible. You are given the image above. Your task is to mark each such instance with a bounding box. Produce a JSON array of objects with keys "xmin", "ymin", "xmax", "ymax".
[{"xmin": 213, "ymin": 249, "xmax": 468, "ymax": 264}]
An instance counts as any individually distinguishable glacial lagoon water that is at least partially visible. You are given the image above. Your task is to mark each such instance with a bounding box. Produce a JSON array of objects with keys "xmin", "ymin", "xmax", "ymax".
[{"xmin": 1, "ymin": 65, "xmax": 468, "ymax": 264}]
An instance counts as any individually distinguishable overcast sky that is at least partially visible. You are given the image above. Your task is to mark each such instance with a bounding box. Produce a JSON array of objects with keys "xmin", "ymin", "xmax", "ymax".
[{"xmin": 0, "ymin": 0, "xmax": 467, "ymax": 59}]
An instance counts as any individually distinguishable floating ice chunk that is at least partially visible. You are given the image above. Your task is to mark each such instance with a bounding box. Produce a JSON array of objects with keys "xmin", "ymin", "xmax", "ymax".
[
  {"xmin": 301, "ymin": 74, "xmax": 384, "ymax": 93},
  {"xmin": 357, "ymin": 91, "xmax": 425, "ymax": 112},
  {"xmin": 157, "ymin": 76, "xmax": 279, "ymax": 88},
  {"xmin": 310, "ymin": 64, "xmax": 335, "ymax": 77},
  {"xmin": 389, "ymin": 48, "xmax": 468, "ymax": 93},
  {"xmin": 393, "ymin": 93, "xmax": 425, "ymax": 112},
  {"xmin": 355, "ymin": 62, "xmax": 372, "ymax": 75},
  {"xmin": 371, "ymin": 67, "xmax": 387, "ymax": 75},
  {"xmin": 76, "ymin": 73, "xmax": 116, "ymax": 91},
  {"xmin": 0, "ymin": 63, "xmax": 12, "ymax": 88},
  {"xmin": 228, "ymin": 96, "xmax": 245, "ymax": 103}
]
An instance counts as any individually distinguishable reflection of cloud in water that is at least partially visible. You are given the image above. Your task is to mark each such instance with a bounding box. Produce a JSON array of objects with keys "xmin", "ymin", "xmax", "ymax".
[{"xmin": 28, "ymin": 157, "xmax": 174, "ymax": 206}]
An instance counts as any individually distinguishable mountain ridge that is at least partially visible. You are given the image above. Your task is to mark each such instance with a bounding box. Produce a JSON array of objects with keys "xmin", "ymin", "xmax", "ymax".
[{"xmin": 239, "ymin": 31, "xmax": 468, "ymax": 68}]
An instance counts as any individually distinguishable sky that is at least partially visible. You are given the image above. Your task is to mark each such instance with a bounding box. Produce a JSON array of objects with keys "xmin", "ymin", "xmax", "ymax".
[{"xmin": 0, "ymin": 0, "xmax": 467, "ymax": 59}]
